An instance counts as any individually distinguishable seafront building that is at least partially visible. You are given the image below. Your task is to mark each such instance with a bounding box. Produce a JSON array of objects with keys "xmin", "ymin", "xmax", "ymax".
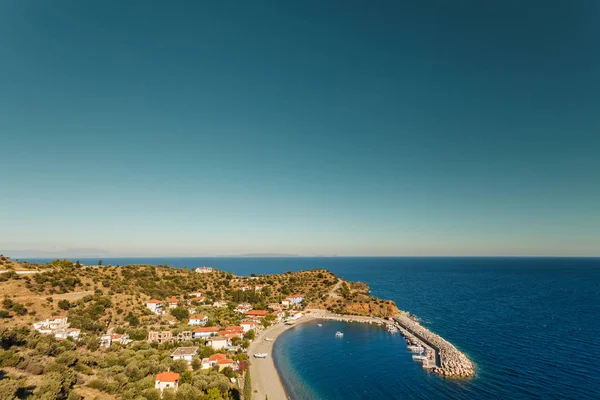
[
  {"xmin": 240, "ymin": 321, "xmax": 260, "ymax": 332},
  {"xmin": 246, "ymin": 310, "xmax": 268, "ymax": 321},
  {"xmin": 195, "ymin": 266, "xmax": 213, "ymax": 273}
]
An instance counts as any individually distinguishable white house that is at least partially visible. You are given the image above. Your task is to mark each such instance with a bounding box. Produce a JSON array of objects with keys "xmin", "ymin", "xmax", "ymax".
[
  {"xmin": 195, "ymin": 266, "xmax": 213, "ymax": 273},
  {"xmin": 54, "ymin": 328, "xmax": 81, "ymax": 340},
  {"xmin": 100, "ymin": 334, "xmax": 112, "ymax": 348},
  {"xmin": 240, "ymin": 285, "xmax": 251, "ymax": 292},
  {"xmin": 167, "ymin": 297, "xmax": 180, "ymax": 309},
  {"xmin": 240, "ymin": 321, "xmax": 260, "ymax": 333},
  {"xmin": 192, "ymin": 326, "xmax": 219, "ymax": 339},
  {"xmin": 110, "ymin": 333, "xmax": 132, "ymax": 345},
  {"xmin": 271, "ymin": 310, "xmax": 285, "ymax": 322},
  {"xmin": 234, "ymin": 303, "xmax": 252, "ymax": 313},
  {"xmin": 188, "ymin": 291, "xmax": 202, "ymax": 298},
  {"xmin": 33, "ymin": 315, "xmax": 69, "ymax": 334},
  {"xmin": 146, "ymin": 299, "xmax": 163, "ymax": 314},
  {"xmin": 286, "ymin": 295, "xmax": 304, "ymax": 304},
  {"xmin": 171, "ymin": 347, "xmax": 199, "ymax": 364},
  {"xmin": 207, "ymin": 336, "xmax": 230, "ymax": 350},
  {"xmin": 254, "ymin": 284, "xmax": 264, "ymax": 292},
  {"xmin": 213, "ymin": 300, "xmax": 228, "ymax": 308},
  {"xmin": 288, "ymin": 310, "xmax": 303, "ymax": 320},
  {"xmin": 155, "ymin": 372, "xmax": 180, "ymax": 392},
  {"xmin": 188, "ymin": 314, "xmax": 208, "ymax": 326}
]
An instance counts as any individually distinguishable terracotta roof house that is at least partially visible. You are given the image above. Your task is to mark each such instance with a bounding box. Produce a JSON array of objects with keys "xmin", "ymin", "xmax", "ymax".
[
  {"xmin": 192, "ymin": 326, "xmax": 219, "ymax": 339},
  {"xmin": 246, "ymin": 310, "xmax": 269, "ymax": 320},
  {"xmin": 240, "ymin": 321, "xmax": 260, "ymax": 332},
  {"xmin": 155, "ymin": 372, "xmax": 180, "ymax": 391}
]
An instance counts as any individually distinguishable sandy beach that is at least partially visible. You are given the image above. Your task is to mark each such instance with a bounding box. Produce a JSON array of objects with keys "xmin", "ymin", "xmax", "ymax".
[{"xmin": 247, "ymin": 310, "xmax": 388, "ymax": 399}]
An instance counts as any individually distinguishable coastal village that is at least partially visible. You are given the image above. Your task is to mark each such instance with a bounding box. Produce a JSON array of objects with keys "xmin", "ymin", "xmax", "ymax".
[{"xmin": 0, "ymin": 254, "xmax": 473, "ymax": 400}]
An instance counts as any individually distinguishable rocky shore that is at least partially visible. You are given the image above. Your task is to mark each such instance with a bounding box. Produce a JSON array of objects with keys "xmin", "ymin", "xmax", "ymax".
[{"xmin": 393, "ymin": 313, "xmax": 475, "ymax": 378}]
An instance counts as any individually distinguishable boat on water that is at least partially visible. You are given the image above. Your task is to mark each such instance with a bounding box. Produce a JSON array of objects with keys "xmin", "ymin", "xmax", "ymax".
[
  {"xmin": 254, "ymin": 353, "xmax": 268, "ymax": 358},
  {"xmin": 407, "ymin": 345, "xmax": 425, "ymax": 353},
  {"xmin": 387, "ymin": 325, "xmax": 398, "ymax": 333},
  {"xmin": 412, "ymin": 354, "xmax": 427, "ymax": 362},
  {"xmin": 335, "ymin": 331, "xmax": 344, "ymax": 337},
  {"xmin": 317, "ymin": 324, "xmax": 322, "ymax": 327}
]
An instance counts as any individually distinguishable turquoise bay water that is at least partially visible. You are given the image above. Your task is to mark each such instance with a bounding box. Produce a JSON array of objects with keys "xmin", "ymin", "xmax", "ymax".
[{"xmin": 25, "ymin": 257, "xmax": 600, "ymax": 399}]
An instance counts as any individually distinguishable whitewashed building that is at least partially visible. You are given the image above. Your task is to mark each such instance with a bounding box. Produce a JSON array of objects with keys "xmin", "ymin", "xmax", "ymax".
[
  {"xmin": 155, "ymin": 372, "xmax": 180, "ymax": 392},
  {"xmin": 170, "ymin": 346, "xmax": 199, "ymax": 364},
  {"xmin": 188, "ymin": 314, "xmax": 208, "ymax": 325}
]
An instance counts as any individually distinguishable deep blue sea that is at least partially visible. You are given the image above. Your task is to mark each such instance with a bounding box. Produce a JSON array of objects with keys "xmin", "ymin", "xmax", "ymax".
[{"xmin": 24, "ymin": 257, "xmax": 600, "ymax": 399}]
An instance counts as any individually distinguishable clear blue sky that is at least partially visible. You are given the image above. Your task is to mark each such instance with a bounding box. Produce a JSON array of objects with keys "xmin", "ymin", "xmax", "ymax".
[{"xmin": 1, "ymin": 1, "xmax": 599, "ymax": 256}]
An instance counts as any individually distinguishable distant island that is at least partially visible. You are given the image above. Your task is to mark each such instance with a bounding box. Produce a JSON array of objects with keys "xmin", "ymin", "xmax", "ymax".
[{"xmin": 0, "ymin": 254, "xmax": 473, "ymax": 400}]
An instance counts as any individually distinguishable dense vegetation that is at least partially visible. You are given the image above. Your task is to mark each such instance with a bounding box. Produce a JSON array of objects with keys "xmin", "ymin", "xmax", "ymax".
[{"xmin": 0, "ymin": 255, "xmax": 398, "ymax": 399}]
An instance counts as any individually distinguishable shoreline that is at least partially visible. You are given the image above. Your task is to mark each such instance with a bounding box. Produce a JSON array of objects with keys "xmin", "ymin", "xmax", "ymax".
[
  {"xmin": 248, "ymin": 309, "xmax": 474, "ymax": 398},
  {"xmin": 247, "ymin": 310, "xmax": 390, "ymax": 399}
]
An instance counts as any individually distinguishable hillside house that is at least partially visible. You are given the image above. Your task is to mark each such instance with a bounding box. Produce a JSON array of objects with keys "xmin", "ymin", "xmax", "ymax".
[
  {"xmin": 195, "ymin": 266, "xmax": 213, "ymax": 273},
  {"xmin": 146, "ymin": 299, "xmax": 163, "ymax": 315},
  {"xmin": 148, "ymin": 331, "xmax": 173, "ymax": 344},
  {"xmin": 171, "ymin": 347, "xmax": 199, "ymax": 364},
  {"xmin": 207, "ymin": 336, "xmax": 230, "ymax": 350},
  {"xmin": 188, "ymin": 315, "xmax": 208, "ymax": 325},
  {"xmin": 32, "ymin": 315, "xmax": 69, "ymax": 334},
  {"xmin": 234, "ymin": 303, "xmax": 252, "ymax": 313},
  {"xmin": 167, "ymin": 297, "xmax": 179, "ymax": 309},
  {"xmin": 155, "ymin": 372, "xmax": 180, "ymax": 392},
  {"xmin": 192, "ymin": 326, "xmax": 220, "ymax": 339}
]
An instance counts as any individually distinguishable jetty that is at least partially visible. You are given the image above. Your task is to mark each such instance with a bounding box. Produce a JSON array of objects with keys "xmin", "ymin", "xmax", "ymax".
[{"xmin": 393, "ymin": 313, "xmax": 474, "ymax": 378}]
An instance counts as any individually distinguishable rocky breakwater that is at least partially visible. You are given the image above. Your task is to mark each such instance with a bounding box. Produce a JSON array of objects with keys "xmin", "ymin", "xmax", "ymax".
[{"xmin": 393, "ymin": 313, "xmax": 475, "ymax": 378}]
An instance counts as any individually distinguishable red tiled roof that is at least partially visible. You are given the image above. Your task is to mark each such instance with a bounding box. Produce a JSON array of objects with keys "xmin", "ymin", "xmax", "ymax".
[
  {"xmin": 167, "ymin": 297, "xmax": 179, "ymax": 303},
  {"xmin": 246, "ymin": 310, "xmax": 268, "ymax": 316},
  {"xmin": 189, "ymin": 297, "xmax": 204, "ymax": 302},
  {"xmin": 192, "ymin": 327, "xmax": 219, "ymax": 333},
  {"xmin": 217, "ymin": 358, "xmax": 234, "ymax": 365},
  {"xmin": 209, "ymin": 353, "xmax": 227, "ymax": 362},
  {"xmin": 156, "ymin": 372, "xmax": 180, "ymax": 382},
  {"xmin": 147, "ymin": 299, "xmax": 161, "ymax": 304},
  {"xmin": 224, "ymin": 326, "xmax": 244, "ymax": 332}
]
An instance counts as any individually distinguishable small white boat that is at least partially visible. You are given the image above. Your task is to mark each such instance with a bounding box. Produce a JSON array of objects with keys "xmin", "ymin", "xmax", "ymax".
[
  {"xmin": 387, "ymin": 325, "xmax": 398, "ymax": 333},
  {"xmin": 407, "ymin": 345, "xmax": 425, "ymax": 353},
  {"xmin": 412, "ymin": 355, "xmax": 427, "ymax": 361},
  {"xmin": 254, "ymin": 353, "xmax": 268, "ymax": 358},
  {"xmin": 264, "ymin": 338, "xmax": 273, "ymax": 342},
  {"xmin": 335, "ymin": 331, "xmax": 344, "ymax": 337},
  {"xmin": 317, "ymin": 324, "xmax": 322, "ymax": 327}
]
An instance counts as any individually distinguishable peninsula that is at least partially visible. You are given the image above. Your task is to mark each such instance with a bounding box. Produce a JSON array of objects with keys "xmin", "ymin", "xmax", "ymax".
[{"xmin": 0, "ymin": 255, "xmax": 473, "ymax": 400}]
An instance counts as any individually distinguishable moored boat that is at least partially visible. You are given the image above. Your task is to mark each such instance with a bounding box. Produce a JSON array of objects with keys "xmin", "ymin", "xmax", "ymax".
[{"xmin": 335, "ymin": 331, "xmax": 344, "ymax": 337}]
